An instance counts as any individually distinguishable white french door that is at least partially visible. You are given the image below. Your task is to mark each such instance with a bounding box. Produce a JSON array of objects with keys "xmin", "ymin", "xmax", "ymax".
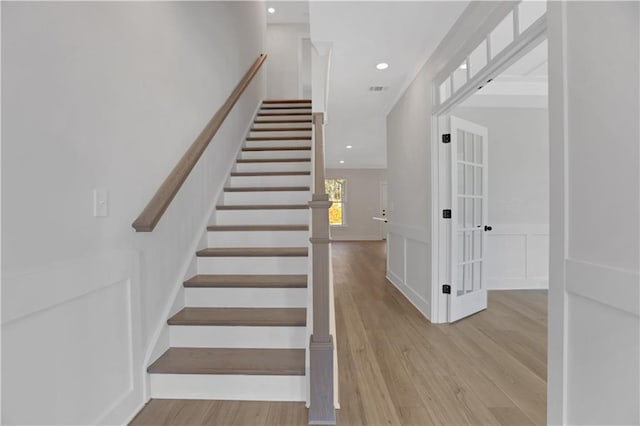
[{"xmin": 449, "ymin": 116, "xmax": 489, "ymax": 322}]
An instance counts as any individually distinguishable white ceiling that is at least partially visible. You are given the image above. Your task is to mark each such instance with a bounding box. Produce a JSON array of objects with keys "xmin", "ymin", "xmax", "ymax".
[
  {"xmin": 266, "ymin": 1, "xmax": 310, "ymax": 24},
  {"xmin": 308, "ymin": 1, "xmax": 469, "ymax": 168}
]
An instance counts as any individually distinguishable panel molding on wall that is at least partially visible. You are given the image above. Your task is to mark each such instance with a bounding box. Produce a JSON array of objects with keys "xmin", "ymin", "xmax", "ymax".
[
  {"xmin": 1, "ymin": 250, "xmax": 144, "ymax": 425},
  {"xmin": 386, "ymin": 223, "xmax": 431, "ymax": 320},
  {"xmin": 486, "ymin": 223, "xmax": 549, "ymax": 289}
]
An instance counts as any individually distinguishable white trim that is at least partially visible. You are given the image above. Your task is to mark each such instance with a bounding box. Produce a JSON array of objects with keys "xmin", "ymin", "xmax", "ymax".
[
  {"xmin": 386, "ymin": 272, "xmax": 431, "ymax": 321},
  {"xmin": 565, "ymin": 259, "xmax": 639, "ymax": 317}
]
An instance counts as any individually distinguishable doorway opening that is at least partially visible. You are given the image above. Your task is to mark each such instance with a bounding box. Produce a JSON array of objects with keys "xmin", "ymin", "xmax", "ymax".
[{"xmin": 431, "ymin": 4, "xmax": 548, "ymax": 323}]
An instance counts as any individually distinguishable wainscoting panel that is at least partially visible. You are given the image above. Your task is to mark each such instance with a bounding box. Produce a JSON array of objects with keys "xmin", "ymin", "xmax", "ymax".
[
  {"xmin": 485, "ymin": 224, "xmax": 549, "ymax": 289},
  {"xmin": 386, "ymin": 224, "xmax": 431, "ymax": 320},
  {"xmin": 1, "ymin": 250, "xmax": 144, "ymax": 425}
]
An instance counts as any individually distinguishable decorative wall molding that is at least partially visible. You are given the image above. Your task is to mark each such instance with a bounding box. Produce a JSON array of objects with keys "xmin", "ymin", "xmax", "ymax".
[
  {"xmin": 566, "ymin": 259, "xmax": 639, "ymax": 317},
  {"xmin": 486, "ymin": 223, "xmax": 549, "ymax": 290},
  {"xmin": 386, "ymin": 228, "xmax": 431, "ymax": 320},
  {"xmin": 1, "ymin": 250, "xmax": 144, "ymax": 426}
]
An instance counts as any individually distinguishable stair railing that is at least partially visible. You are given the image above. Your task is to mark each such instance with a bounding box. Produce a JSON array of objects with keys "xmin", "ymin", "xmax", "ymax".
[
  {"xmin": 308, "ymin": 112, "xmax": 337, "ymax": 424},
  {"xmin": 132, "ymin": 54, "xmax": 267, "ymax": 232}
]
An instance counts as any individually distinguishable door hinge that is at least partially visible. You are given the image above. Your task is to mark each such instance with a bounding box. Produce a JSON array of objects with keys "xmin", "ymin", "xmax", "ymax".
[
  {"xmin": 442, "ymin": 209, "xmax": 452, "ymax": 219},
  {"xmin": 442, "ymin": 133, "xmax": 451, "ymax": 143},
  {"xmin": 442, "ymin": 284, "xmax": 451, "ymax": 294}
]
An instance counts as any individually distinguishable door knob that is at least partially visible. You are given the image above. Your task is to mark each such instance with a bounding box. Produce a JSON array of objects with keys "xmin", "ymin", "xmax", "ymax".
[{"xmin": 484, "ymin": 225, "xmax": 493, "ymax": 231}]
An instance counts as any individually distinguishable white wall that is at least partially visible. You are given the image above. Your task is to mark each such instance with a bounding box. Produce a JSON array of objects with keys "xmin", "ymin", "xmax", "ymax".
[
  {"xmin": 1, "ymin": 2, "xmax": 266, "ymax": 424},
  {"xmin": 547, "ymin": 2, "xmax": 639, "ymax": 424},
  {"xmin": 325, "ymin": 168, "xmax": 387, "ymax": 241},
  {"xmin": 266, "ymin": 23, "xmax": 309, "ymax": 99},
  {"xmin": 452, "ymin": 107, "xmax": 549, "ymax": 289}
]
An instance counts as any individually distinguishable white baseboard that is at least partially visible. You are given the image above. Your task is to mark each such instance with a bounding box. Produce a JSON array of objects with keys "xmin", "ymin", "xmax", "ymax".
[
  {"xmin": 488, "ymin": 277, "xmax": 549, "ymax": 290},
  {"xmin": 386, "ymin": 272, "xmax": 431, "ymax": 321}
]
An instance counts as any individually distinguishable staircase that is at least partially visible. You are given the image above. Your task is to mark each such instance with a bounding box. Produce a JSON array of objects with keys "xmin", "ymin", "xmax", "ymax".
[{"xmin": 147, "ymin": 99, "xmax": 313, "ymax": 401}]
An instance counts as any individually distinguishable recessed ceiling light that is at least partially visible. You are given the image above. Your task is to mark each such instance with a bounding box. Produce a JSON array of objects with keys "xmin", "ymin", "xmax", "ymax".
[
  {"xmin": 346, "ymin": 145, "xmax": 353, "ymax": 149},
  {"xmin": 376, "ymin": 62, "xmax": 389, "ymax": 70},
  {"xmin": 459, "ymin": 63, "xmax": 467, "ymax": 70},
  {"xmin": 339, "ymin": 160, "xmax": 345, "ymax": 164},
  {"xmin": 267, "ymin": 7, "xmax": 275, "ymax": 14}
]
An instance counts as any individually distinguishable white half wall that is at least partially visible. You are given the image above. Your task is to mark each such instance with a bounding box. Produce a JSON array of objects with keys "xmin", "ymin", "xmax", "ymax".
[
  {"xmin": 266, "ymin": 23, "xmax": 309, "ymax": 99},
  {"xmin": 326, "ymin": 168, "xmax": 387, "ymax": 241},
  {"xmin": 1, "ymin": 2, "xmax": 266, "ymax": 424}
]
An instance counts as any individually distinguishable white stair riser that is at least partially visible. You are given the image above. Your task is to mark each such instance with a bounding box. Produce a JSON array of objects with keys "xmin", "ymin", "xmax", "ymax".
[
  {"xmin": 208, "ymin": 230, "xmax": 308, "ymax": 247},
  {"xmin": 185, "ymin": 287, "xmax": 307, "ymax": 308},
  {"xmin": 235, "ymin": 162, "xmax": 310, "ymax": 173},
  {"xmin": 149, "ymin": 374, "xmax": 306, "ymax": 401},
  {"xmin": 245, "ymin": 140, "xmax": 311, "ymax": 149},
  {"xmin": 241, "ymin": 150, "xmax": 311, "ymax": 160},
  {"xmin": 249, "ymin": 131, "xmax": 311, "ymax": 139},
  {"xmin": 197, "ymin": 257, "xmax": 308, "ymax": 274},
  {"xmin": 223, "ymin": 191, "xmax": 310, "ymax": 205},
  {"xmin": 215, "ymin": 209, "xmax": 309, "ymax": 225},
  {"xmin": 256, "ymin": 115, "xmax": 312, "ymax": 121},
  {"xmin": 229, "ymin": 175, "xmax": 310, "ymax": 187},
  {"xmin": 169, "ymin": 326, "xmax": 306, "ymax": 348}
]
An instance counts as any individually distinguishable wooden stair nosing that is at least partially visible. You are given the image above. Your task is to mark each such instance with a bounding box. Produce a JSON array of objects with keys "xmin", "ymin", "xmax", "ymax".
[
  {"xmin": 262, "ymin": 99, "xmax": 311, "ymax": 104},
  {"xmin": 147, "ymin": 347, "xmax": 305, "ymax": 375},
  {"xmin": 216, "ymin": 204, "xmax": 309, "ymax": 210},
  {"xmin": 246, "ymin": 136, "xmax": 311, "ymax": 141},
  {"xmin": 184, "ymin": 274, "xmax": 308, "ymax": 288},
  {"xmin": 250, "ymin": 127, "xmax": 312, "ymax": 132},
  {"xmin": 230, "ymin": 171, "xmax": 311, "ymax": 177},
  {"xmin": 236, "ymin": 158, "xmax": 310, "ymax": 163},
  {"xmin": 207, "ymin": 224, "xmax": 309, "ymax": 232},
  {"xmin": 196, "ymin": 247, "xmax": 308, "ymax": 257},
  {"xmin": 223, "ymin": 186, "xmax": 309, "ymax": 192},
  {"xmin": 167, "ymin": 307, "xmax": 306, "ymax": 327},
  {"xmin": 242, "ymin": 146, "xmax": 311, "ymax": 152}
]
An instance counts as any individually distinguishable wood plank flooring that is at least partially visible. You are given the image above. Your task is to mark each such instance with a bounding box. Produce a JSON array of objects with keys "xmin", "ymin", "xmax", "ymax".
[{"xmin": 130, "ymin": 241, "xmax": 547, "ymax": 426}]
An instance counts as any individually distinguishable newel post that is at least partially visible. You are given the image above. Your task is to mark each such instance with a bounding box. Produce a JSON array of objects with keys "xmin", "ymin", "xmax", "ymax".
[{"xmin": 308, "ymin": 112, "xmax": 336, "ymax": 425}]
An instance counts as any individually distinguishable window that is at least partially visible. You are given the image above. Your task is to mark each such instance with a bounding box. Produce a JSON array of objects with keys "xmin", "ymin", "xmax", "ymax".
[{"xmin": 325, "ymin": 179, "xmax": 346, "ymax": 226}]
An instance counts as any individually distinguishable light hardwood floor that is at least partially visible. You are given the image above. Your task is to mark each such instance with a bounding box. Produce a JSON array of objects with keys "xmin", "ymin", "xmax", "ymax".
[{"xmin": 130, "ymin": 241, "xmax": 547, "ymax": 426}]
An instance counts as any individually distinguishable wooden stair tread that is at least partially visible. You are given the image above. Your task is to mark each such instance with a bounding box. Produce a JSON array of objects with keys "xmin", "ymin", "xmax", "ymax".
[
  {"xmin": 242, "ymin": 147, "xmax": 311, "ymax": 152},
  {"xmin": 216, "ymin": 204, "xmax": 308, "ymax": 210},
  {"xmin": 184, "ymin": 274, "xmax": 307, "ymax": 288},
  {"xmin": 196, "ymin": 247, "xmax": 308, "ymax": 257},
  {"xmin": 147, "ymin": 347, "xmax": 305, "ymax": 375},
  {"xmin": 262, "ymin": 99, "xmax": 311, "ymax": 104},
  {"xmin": 230, "ymin": 171, "xmax": 310, "ymax": 177},
  {"xmin": 223, "ymin": 186, "xmax": 309, "ymax": 192},
  {"xmin": 250, "ymin": 127, "xmax": 311, "ymax": 132},
  {"xmin": 207, "ymin": 224, "xmax": 308, "ymax": 231},
  {"xmin": 246, "ymin": 136, "xmax": 311, "ymax": 141},
  {"xmin": 168, "ymin": 307, "xmax": 306, "ymax": 326},
  {"xmin": 261, "ymin": 106, "xmax": 311, "ymax": 110},
  {"xmin": 254, "ymin": 119, "xmax": 312, "ymax": 124},
  {"xmin": 236, "ymin": 158, "xmax": 310, "ymax": 163},
  {"xmin": 257, "ymin": 112, "xmax": 311, "ymax": 116}
]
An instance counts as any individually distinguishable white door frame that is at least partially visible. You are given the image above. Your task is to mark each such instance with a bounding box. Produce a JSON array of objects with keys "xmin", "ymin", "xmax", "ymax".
[{"xmin": 429, "ymin": 12, "xmax": 547, "ymax": 323}]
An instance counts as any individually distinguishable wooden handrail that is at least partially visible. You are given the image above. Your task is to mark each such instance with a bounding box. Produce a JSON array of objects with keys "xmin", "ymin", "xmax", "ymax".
[{"xmin": 132, "ymin": 53, "xmax": 267, "ymax": 232}]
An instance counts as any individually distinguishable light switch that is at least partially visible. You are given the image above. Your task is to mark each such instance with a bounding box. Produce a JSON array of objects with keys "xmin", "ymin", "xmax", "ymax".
[{"xmin": 93, "ymin": 189, "xmax": 108, "ymax": 217}]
